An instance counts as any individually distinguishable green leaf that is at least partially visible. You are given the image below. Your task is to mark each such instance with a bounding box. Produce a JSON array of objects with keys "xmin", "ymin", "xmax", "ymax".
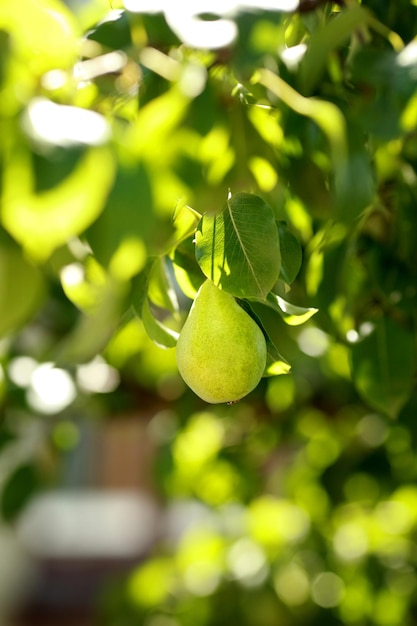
[
  {"xmin": 166, "ymin": 199, "xmax": 201, "ymax": 253},
  {"xmin": 148, "ymin": 257, "xmax": 179, "ymax": 313},
  {"xmin": 142, "ymin": 298, "xmax": 179, "ymax": 349},
  {"xmin": 195, "ymin": 192, "xmax": 281, "ymax": 299},
  {"xmin": 299, "ymin": 5, "xmax": 370, "ymax": 95},
  {"xmin": 131, "ymin": 258, "xmax": 156, "ymax": 318},
  {"xmin": 171, "ymin": 237, "xmax": 205, "ymax": 299},
  {"xmin": 237, "ymin": 298, "xmax": 291, "ymax": 377},
  {"xmin": 277, "ymin": 221, "xmax": 302, "ymax": 285},
  {"xmin": 87, "ymin": 10, "xmax": 132, "ymax": 50},
  {"xmin": 266, "ymin": 294, "xmax": 318, "ymax": 326},
  {"xmin": 264, "ymin": 339, "xmax": 292, "ymax": 376},
  {"xmin": 2, "ymin": 147, "xmax": 115, "ymax": 262},
  {"xmin": 0, "ymin": 245, "xmax": 45, "ymax": 338},
  {"xmin": 350, "ymin": 317, "xmax": 416, "ymax": 419},
  {"xmin": 1, "ymin": 463, "xmax": 39, "ymax": 522}
]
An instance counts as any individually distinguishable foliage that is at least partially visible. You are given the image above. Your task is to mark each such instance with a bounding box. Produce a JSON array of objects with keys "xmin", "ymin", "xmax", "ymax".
[{"xmin": 1, "ymin": 0, "xmax": 417, "ymax": 624}]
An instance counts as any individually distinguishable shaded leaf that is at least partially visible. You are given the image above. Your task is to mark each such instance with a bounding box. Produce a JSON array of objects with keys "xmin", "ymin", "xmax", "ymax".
[
  {"xmin": 237, "ymin": 298, "xmax": 291, "ymax": 377},
  {"xmin": 131, "ymin": 258, "xmax": 157, "ymax": 318},
  {"xmin": 148, "ymin": 257, "xmax": 179, "ymax": 313},
  {"xmin": 350, "ymin": 317, "xmax": 415, "ymax": 419},
  {"xmin": 142, "ymin": 298, "xmax": 179, "ymax": 349},
  {"xmin": 195, "ymin": 192, "xmax": 281, "ymax": 299},
  {"xmin": 264, "ymin": 339, "xmax": 292, "ymax": 377},
  {"xmin": 1, "ymin": 463, "xmax": 39, "ymax": 522},
  {"xmin": 299, "ymin": 5, "xmax": 370, "ymax": 95},
  {"xmin": 277, "ymin": 221, "xmax": 302, "ymax": 285}
]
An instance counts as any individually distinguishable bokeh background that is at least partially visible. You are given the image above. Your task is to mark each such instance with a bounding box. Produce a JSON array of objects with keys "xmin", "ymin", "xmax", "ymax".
[{"xmin": 1, "ymin": 1, "xmax": 417, "ymax": 625}]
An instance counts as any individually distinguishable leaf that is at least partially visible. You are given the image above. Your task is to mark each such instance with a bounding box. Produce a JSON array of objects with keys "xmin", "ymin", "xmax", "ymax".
[
  {"xmin": 166, "ymin": 199, "xmax": 201, "ymax": 253},
  {"xmin": 2, "ymin": 147, "xmax": 115, "ymax": 262},
  {"xmin": 1, "ymin": 463, "xmax": 39, "ymax": 522},
  {"xmin": 142, "ymin": 298, "xmax": 179, "ymax": 349},
  {"xmin": 264, "ymin": 339, "xmax": 292, "ymax": 377},
  {"xmin": 131, "ymin": 258, "xmax": 156, "ymax": 318},
  {"xmin": 277, "ymin": 221, "xmax": 302, "ymax": 285},
  {"xmin": 266, "ymin": 294, "xmax": 318, "ymax": 326},
  {"xmin": 148, "ymin": 257, "xmax": 179, "ymax": 313},
  {"xmin": 195, "ymin": 192, "xmax": 281, "ymax": 299},
  {"xmin": 350, "ymin": 317, "xmax": 416, "ymax": 419},
  {"xmin": 237, "ymin": 298, "xmax": 291, "ymax": 377},
  {"xmin": 0, "ymin": 245, "xmax": 45, "ymax": 338},
  {"xmin": 254, "ymin": 70, "xmax": 348, "ymax": 198},
  {"xmin": 298, "ymin": 5, "xmax": 370, "ymax": 95},
  {"xmin": 171, "ymin": 237, "xmax": 205, "ymax": 299}
]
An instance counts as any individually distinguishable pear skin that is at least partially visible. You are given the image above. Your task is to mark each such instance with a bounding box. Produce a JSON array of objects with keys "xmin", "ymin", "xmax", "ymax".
[{"xmin": 176, "ymin": 279, "xmax": 267, "ymax": 403}]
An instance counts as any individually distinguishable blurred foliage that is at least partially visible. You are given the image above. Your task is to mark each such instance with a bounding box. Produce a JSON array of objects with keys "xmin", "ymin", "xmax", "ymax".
[{"xmin": 1, "ymin": 0, "xmax": 417, "ymax": 624}]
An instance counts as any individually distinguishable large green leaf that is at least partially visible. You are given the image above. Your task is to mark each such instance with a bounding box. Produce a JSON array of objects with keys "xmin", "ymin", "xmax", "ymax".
[
  {"xmin": 350, "ymin": 317, "xmax": 416, "ymax": 419},
  {"xmin": 195, "ymin": 192, "xmax": 281, "ymax": 299}
]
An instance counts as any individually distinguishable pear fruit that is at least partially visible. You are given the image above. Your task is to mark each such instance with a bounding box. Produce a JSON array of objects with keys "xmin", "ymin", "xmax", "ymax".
[{"xmin": 176, "ymin": 279, "xmax": 267, "ymax": 403}]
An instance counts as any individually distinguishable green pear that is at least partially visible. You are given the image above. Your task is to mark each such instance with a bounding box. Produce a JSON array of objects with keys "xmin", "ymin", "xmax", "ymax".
[{"xmin": 176, "ymin": 279, "xmax": 267, "ymax": 403}]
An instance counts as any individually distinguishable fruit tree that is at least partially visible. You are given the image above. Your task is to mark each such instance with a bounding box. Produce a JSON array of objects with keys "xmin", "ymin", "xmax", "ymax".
[{"xmin": 1, "ymin": 1, "xmax": 417, "ymax": 625}]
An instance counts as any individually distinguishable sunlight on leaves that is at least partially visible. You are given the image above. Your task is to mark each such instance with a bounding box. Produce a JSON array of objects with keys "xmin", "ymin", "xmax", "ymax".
[
  {"xmin": 266, "ymin": 294, "xmax": 318, "ymax": 325},
  {"xmin": 196, "ymin": 193, "xmax": 281, "ymax": 299},
  {"xmin": 2, "ymin": 147, "xmax": 115, "ymax": 262},
  {"xmin": 0, "ymin": 0, "xmax": 80, "ymax": 74}
]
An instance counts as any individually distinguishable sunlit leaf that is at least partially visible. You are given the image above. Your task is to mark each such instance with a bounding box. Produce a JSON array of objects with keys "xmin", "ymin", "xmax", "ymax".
[
  {"xmin": 195, "ymin": 192, "xmax": 281, "ymax": 299},
  {"xmin": 0, "ymin": 0, "xmax": 80, "ymax": 74},
  {"xmin": 2, "ymin": 147, "xmax": 115, "ymax": 262},
  {"xmin": 166, "ymin": 199, "xmax": 201, "ymax": 252},
  {"xmin": 265, "ymin": 293, "xmax": 318, "ymax": 326},
  {"xmin": 351, "ymin": 317, "xmax": 415, "ymax": 419}
]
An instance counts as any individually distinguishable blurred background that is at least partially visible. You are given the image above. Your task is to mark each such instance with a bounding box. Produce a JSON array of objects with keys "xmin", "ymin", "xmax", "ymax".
[{"xmin": 1, "ymin": 1, "xmax": 417, "ymax": 625}]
